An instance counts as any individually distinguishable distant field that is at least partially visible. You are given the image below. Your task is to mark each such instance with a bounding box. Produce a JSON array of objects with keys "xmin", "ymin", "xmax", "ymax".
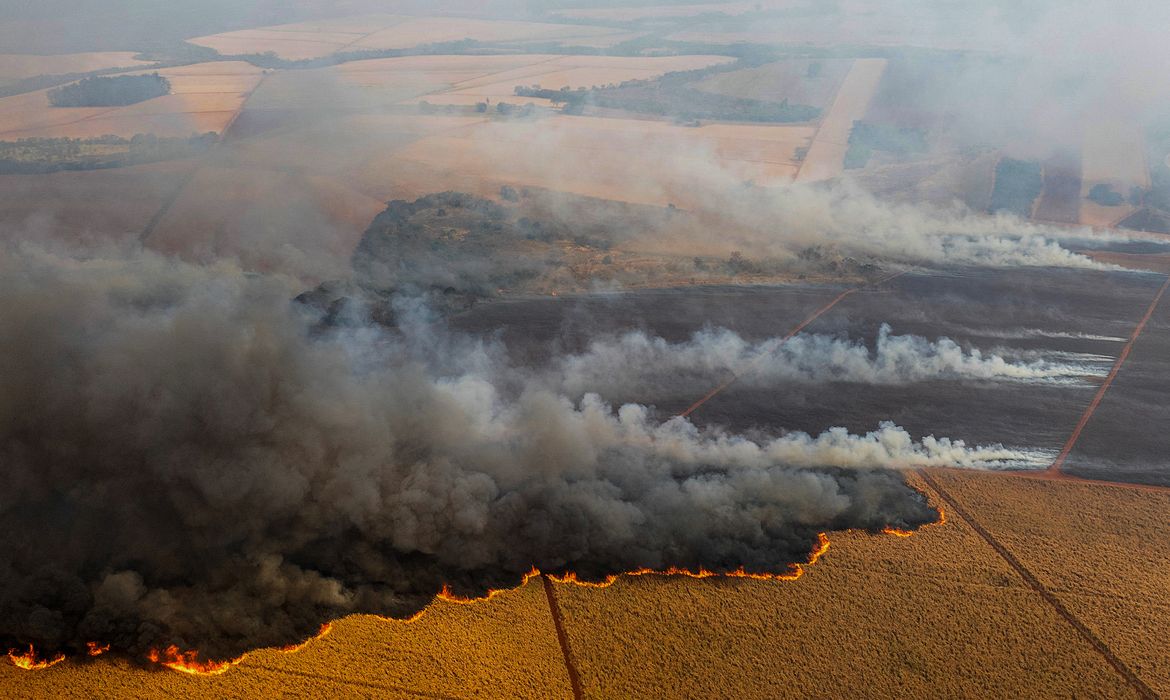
[
  {"xmin": 691, "ymin": 58, "xmax": 852, "ymax": 110},
  {"xmin": 387, "ymin": 115, "xmax": 814, "ymax": 206},
  {"xmin": 795, "ymin": 58, "xmax": 887, "ymax": 182},
  {"xmin": 190, "ymin": 14, "xmax": 628, "ymax": 60},
  {"xmin": 0, "ymin": 52, "xmax": 153, "ymax": 81},
  {"xmin": 1081, "ymin": 113, "xmax": 1149, "ymax": 227},
  {"xmin": 0, "ymin": 61, "xmax": 263, "ymax": 139}
]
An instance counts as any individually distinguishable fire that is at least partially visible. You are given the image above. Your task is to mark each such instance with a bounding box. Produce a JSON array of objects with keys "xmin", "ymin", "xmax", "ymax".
[
  {"xmin": 86, "ymin": 641, "xmax": 110, "ymax": 657},
  {"xmin": 436, "ymin": 567, "xmax": 542, "ymax": 603},
  {"xmin": 146, "ymin": 645, "xmax": 245, "ymax": 675},
  {"xmin": 279, "ymin": 623, "xmax": 333, "ymax": 653},
  {"xmin": 7, "ymin": 645, "xmax": 65, "ymax": 670}
]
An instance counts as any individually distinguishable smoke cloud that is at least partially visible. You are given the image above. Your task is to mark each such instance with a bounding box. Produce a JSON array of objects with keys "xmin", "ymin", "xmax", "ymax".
[{"xmin": 0, "ymin": 249, "xmax": 1075, "ymax": 662}]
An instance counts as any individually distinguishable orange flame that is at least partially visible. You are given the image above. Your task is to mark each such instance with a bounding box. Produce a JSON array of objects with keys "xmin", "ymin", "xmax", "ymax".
[
  {"xmin": 436, "ymin": 567, "xmax": 542, "ymax": 603},
  {"xmin": 279, "ymin": 623, "xmax": 333, "ymax": 653},
  {"xmin": 86, "ymin": 642, "xmax": 110, "ymax": 657},
  {"xmin": 146, "ymin": 645, "xmax": 244, "ymax": 675},
  {"xmin": 7, "ymin": 645, "xmax": 65, "ymax": 670}
]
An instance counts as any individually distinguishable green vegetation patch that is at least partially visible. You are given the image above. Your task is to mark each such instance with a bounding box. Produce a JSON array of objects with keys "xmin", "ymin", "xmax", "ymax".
[
  {"xmin": 844, "ymin": 120, "xmax": 927, "ymax": 169},
  {"xmin": 989, "ymin": 157, "xmax": 1043, "ymax": 217},
  {"xmin": 0, "ymin": 133, "xmax": 215, "ymax": 174},
  {"xmin": 47, "ymin": 73, "xmax": 170, "ymax": 107}
]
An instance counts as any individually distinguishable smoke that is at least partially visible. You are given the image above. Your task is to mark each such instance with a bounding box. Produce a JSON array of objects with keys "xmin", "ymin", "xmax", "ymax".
[
  {"xmin": 555, "ymin": 323, "xmax": 1111, "ymax": 398},
  {"xmin": 0, "ymin": 248, "xmax": 1084, "ymax": 661}
]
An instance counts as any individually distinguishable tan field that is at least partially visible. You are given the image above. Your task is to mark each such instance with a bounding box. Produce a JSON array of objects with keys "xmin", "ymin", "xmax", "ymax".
[
  {"xmin": 692, "ymin": 58, "xmax": 854, "ymax": 109},
  {"xmin": 191, "ymin": 15, "xmax": 626, "ymax": 60},
  {"xmin": 384, "ymin": 116, "xmax": 813, "ymax": 207},
  {"xmin": 1080, "ymin": 112, "xmax": 1150, "ymax": 227},
  {"xmin": 144, "ymin": 164, "xmax": 387, "ymax": 280},
  {"xmin": 328, "ymin": 54, "xmax": 732, "ymax": 107},
  {"xmin": 2, "ymin": 469, "xmax": 1165, "ymax": 698},
  {"xmin": 0, "ymin": 161, "xmax": 196, "ymax": 248},
  {"xmin": 0, "ymin": 52, "xmax": 153, "ymax": 82},
  {"xmin": 795, "ymin": 58, "xmax": 888, "ymax": 182},
  {"xmin": 0, "ymin": 61, "xmax": 264, "ymax": 139}
]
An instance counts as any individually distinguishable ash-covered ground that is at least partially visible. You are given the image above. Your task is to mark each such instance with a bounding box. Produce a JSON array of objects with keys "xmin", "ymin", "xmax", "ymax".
[{"xmin": 452, "ymin": 266, "xmax": 1170, "ymax": 487}]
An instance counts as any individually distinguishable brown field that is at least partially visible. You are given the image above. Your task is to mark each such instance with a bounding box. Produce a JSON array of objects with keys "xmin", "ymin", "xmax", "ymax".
[
  {"xmin": 0, "ymin": 52, "xmax": 153, "ymax": 82},
  {"xmin": 0, "ymin": 61, "xmax": 263, "ymax": 139},
  {"xmin": 795, "ymin": 58, "xmax": 888, "ymax": 182},
  {"xmin": 144, "ymin": 164, "xmax": 386, "ymax": 280},
  {"xmin": 3, "ymin": 469, "xmax": 1165, "ymax": 698},
  {"xmin": 692, "ymin": 58, "xmax": 853, "ymax": 109},
  {"xmin": 0, "ymin": 161, "xmax": 195, "ymax": 248},
  {"xmin": 190, "ymin": 15, "xmax": 626, "ymax": 60},
  {"xmin": 1034, "ymin": 149, "xmax": 1084, "ymax": 224},
  {"xmin": 1080, "ymin": 112, "xmax": 1149, "ymax": 227}
]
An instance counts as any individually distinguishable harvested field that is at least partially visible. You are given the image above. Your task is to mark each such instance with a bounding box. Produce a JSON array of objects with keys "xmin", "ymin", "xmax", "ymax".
[
  {"xmin": 387, "ymin": 115, "xmax": 812, "ymax": 206},
  {"xmin": 0, "ymin": 62, "xmax": 263, "ymax": 139},
  {"xmin": 0, "ymin": 52, "xmax": 152, "ymax": 82},
  {"xmin": 795, "ymin": 58, "xmax": 887, "ymax": 182},
  {"xmin": 190, "ymin": 15, "xmax": 626, "ymax": 60},
  {"xmin": 692, "ymin": 58, "xmax": 853, "ymax": 110},
  {"xmin": 4, "ymin": 470, "xmax": 1164, "ymax": 697}
]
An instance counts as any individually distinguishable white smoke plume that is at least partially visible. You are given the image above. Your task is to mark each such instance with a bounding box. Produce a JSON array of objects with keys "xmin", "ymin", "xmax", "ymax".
[{"xmin": 556, "ymin": 323, "xmax": 1110, "ymax": 398}]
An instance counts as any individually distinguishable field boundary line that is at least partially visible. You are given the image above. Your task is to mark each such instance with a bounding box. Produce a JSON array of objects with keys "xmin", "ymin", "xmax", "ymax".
[
  {"xmin": 918, "ymin": 470, "xmax": 1158, "ymax": 700},
  {"xmin": 679, "ymin": 271, "xmax": 904, "ymax": 418},
  {"xmin": 1048, "ymin": 274, "xmax": 1170, "ymax": 475},
  {"xmin": 540, "ymin": 575, "xmax": 585, "ymax": 700}
]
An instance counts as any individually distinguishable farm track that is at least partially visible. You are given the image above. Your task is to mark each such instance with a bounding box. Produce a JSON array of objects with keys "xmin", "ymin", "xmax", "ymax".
[
  {"xmin": 918, "ymin": 470, "xmax": 1158, "ymax": 700},
  {"xmin": 540, "ymin": 576, "xmax": 585, "ymax": 700}
]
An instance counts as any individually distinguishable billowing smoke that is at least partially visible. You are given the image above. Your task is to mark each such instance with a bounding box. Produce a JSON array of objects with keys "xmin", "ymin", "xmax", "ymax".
[
  {"xmin": 556, "ymin": 323, "xmax": 1110, "ymax": 398},
  {"xmin": 0, "ymin": 249, "xmax": 1074, "ymax": 662}
]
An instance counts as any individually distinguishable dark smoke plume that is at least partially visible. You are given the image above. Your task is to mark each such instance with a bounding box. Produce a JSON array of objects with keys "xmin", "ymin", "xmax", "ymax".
[{"xmin": 0, "ymin": 249, "xmax": 941, "ymax": 663}]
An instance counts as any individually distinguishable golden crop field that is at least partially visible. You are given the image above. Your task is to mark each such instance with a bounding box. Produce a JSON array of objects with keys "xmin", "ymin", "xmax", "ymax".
[
  {"xmin": 0, "ymin": 61, "xmax": 264, "ymax": 140},
  {"xmin": 0, "ymin": 52, "xmax": 153, "ymax": 82},
  {"xmin": 190, "ymin": 15, "xmax": 627, "ymax": 61},
  {"xmin": 3, "ymin": 469, "xmax": 1165, "ymax": 698}
]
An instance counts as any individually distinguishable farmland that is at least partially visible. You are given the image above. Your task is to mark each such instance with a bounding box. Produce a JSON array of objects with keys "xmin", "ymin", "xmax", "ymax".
[
  {"xmin": 1, "ymin": 469, "xmax": 1165, "ymax": 698},
  {"xmin": 189, "ymin": 15, "xmax": 630, "ymax": 60},
  {"xmin": 0, "ymin": 62, "xmax": 263, "ymax": 140}
]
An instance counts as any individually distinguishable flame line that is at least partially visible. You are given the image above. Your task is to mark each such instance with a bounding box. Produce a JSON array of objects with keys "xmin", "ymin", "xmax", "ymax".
[
  {"xmin": 679, "ymin": 271, "xmax": 905, "ymax": 419},
  {"xmin": 918, "ymin": 470, "xmax": 1157, "ymax": 700},
  {"xmin": 1047, "ymin": 274, "xmax": 1170, "ymax": 475}
]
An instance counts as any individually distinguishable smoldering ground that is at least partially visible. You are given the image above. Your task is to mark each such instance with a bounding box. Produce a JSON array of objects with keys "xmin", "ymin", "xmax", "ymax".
[{"xmin": 0, "ymin": 248, "xmax": 1077, "ymax": 663}]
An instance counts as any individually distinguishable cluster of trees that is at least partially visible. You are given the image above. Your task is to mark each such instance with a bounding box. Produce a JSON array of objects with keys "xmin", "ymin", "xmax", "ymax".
[
  {"xmin": 844, "ymin": 120, "xmax": 928, "ymax": 169},
  {"xmin": 0, "ymin": 132, "xmax": 215, "ymax": 174},
  {"xmin": 47, "ymin": 73, "xmax": 171, "ymax": 107}
]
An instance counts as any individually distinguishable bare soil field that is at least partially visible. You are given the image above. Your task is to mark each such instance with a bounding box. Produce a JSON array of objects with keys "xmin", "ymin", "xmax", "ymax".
[
  {"xmin": 0, "ymin": 61, "xmax": 263, "ymax": 139},
  {"xmin": 190, "ymin": 15, "xmax": 627, "ymax": 60},
  {"xmin": 0, "ymin": 52, "xmax": 152, "ymax": 82},
  {"xmin": 692, "ymin": 58, "xmax": 853, "ymax": 110},
  {"xmin": 795, "ymin": 58, "xmax": 887, "ymax": 182},
  {"xmin": 6, "ymin": 470, "xmax": 1163, "ymax": 697}
]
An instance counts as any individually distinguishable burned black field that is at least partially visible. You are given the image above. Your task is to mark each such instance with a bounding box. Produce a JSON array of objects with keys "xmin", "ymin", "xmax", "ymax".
[{"xmin": 453, "ymin": 266, "xmax": 1170, "ymax": 486}]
